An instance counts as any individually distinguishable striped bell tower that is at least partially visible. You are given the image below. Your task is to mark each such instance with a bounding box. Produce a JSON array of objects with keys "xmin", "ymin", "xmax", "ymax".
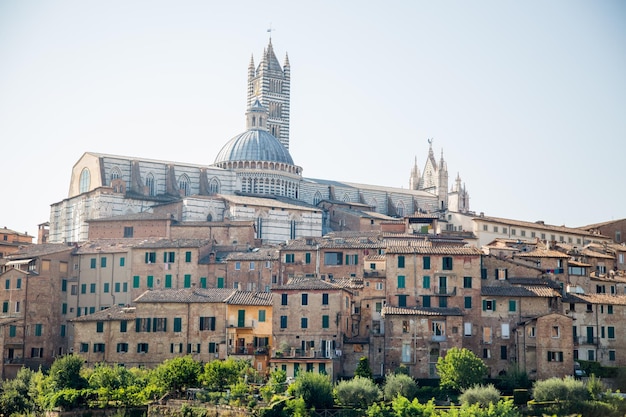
[{"xmin": 247, "ymin": 38, "xmax": 291, "ymax": 149}]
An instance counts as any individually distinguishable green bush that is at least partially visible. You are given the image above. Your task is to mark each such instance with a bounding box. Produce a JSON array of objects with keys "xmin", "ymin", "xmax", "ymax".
[
  {"xmin": 335, "ymin": 376, "xmax": 381, "ymax": 409},
  {"xmin": 532, "ymin": 376, "xmax": 587, "ymax": 404},
  {"xmin": 382, "ymin": 373, "xmax": 418, "ymax": 400},
  {"xmin": 287, "ymin": 371, "xmax": 334, "ymax": 409},
  {"xmin": 458, "ymin": 384, "xmax": 500, "ymax": 407}
]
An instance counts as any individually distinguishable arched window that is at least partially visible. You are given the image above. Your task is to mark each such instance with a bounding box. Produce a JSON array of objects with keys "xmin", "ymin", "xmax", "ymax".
[
  {"xmin": 178, "ymin": 174, "xmax": 190, "ymax": 196},
  {"xmin": 110, "ymin": 167, "xmax": 121, "ymax": 183},
  {"xmin": 343, "ymin": 193, "xmax": 351, "ymax": 203},
  {"xmin": 396, "ymin": 201, "xmax": 405, "ymax": 217},
  {"xmin": 146, "ymin": 173, "xmax": 155, "ymax": 196},
  {"xmin": 79, "ymin": 168, "xmax": 90, "ymax": 193},
  {"xmin": 209, "ymin": 178, "xmax": 220, "ymax": 194},
  {"xmin": 313, "ymin": 191, "xmax": 323, "ymax": 206}
]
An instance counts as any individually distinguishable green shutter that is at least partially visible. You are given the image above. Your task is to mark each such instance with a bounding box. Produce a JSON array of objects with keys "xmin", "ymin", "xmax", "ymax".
[
  {"xmin": 9, "ymin": 325, "xmax": 16, "ymax": 337},
  {"xmin": 133, "ymin": 276, "xmax": 140, "ymax": 288},
  {"xmin": 259, "ymin": 310, "xmax": 266, "ymax": 322},
  {"xmin": 200, "ymin": 277, "xmax": 207, "ymax": 288},
  {"xmin": 186, "ymin": 251, "xmax": 192, "ymax": 262},
  {"xmin": 423, "ymin": 276, "xmax": 430, "ymax": 289},
  {"xmin": 62, "ymin": 279, "xmax": 67, "ymax": 291},
  {"xmin": 174, "ymin": 317, "xmax": 182, "ymax": 332},
  {"xmin": 322, "ymin": 315, "xmax": 329, "ymax": 328},
  {"xmin": 165, "ymin": 274, "xmax": 172, "ymax": 288},
  {"xmin": 492, "ymin": 300, "xmax": 496, "ymax": 311},
  {"xmin": 135, "ymin": 318, "xmax": 141, "ymax": 332},
  {"xmin": 184, "ymin": 274, "xmax": 191, "ymax": 288},
  {"xmin": 238, "ymin": 310, "xmax": 245, "ymax": 327},
  {"xmin": 147, "ymin": 275, "xmax": 154, "ymax": 288},
  {"xmin": 423, "ymin": 256, "xmax": 431, "ymax": 269},
  {"xmin": 483, "ymin": 300, "xmax": 487, "ymax": 311},
  {"xmin": 217, "ymin": 277, "xmax": 224, "ymax": 288},
  {"xmin": 305, "ymin": 253, "xmax": 311, "ymax": 264},
  {"xmin": 509, "ymin": 300, "xmax": 516, "ymax": 312}
]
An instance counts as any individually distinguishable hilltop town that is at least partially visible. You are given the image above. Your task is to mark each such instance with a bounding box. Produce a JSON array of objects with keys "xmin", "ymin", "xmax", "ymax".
[{"xmin": 1, "ymin": 40, "xmax": 625, "ymax": 384}]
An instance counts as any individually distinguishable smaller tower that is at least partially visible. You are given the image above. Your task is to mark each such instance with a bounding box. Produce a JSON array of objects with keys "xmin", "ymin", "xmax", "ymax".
[
  {"xmin": 409, "ymin": 156, "xmax": 421, "ymax": 190},
  {"xmin": 437, "ymin": 150, "xmax": 448, "ymax": 211}
]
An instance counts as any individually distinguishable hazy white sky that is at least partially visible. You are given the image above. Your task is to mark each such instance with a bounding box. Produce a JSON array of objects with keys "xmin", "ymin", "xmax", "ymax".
[{"xmin": 1, "ymin": 1, "xmax": 625, "ymax": 240}]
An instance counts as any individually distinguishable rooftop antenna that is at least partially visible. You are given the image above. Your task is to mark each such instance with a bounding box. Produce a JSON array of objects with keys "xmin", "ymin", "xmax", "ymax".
[{"xmin": 267, "ymin": 23, "xmax": 275, "ymax": 41}]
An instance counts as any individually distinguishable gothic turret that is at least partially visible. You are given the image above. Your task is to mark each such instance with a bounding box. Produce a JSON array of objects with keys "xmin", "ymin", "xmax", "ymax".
[{"xmin": 409, "ymin": 156, "xmax": 421, "ymax": 190}]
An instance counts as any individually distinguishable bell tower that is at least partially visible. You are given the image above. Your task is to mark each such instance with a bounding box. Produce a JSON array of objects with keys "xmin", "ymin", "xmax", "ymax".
[{"xmin": 247, "ymin": 38, "xmax": 291, "ymax": 149}]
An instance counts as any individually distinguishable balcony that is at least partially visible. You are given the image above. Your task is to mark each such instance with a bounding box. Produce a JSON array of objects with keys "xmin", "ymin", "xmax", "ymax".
[
  {"xmin": 364, "ymin": 270, "xmax": 385, "ymax": 278},
  {"xmin": 433, "ymin": 286, "xmax": 456, "ymax": 296},
  {"xmin": 273, "ymin": 348, "xmax": 336, "ymax": 359},
  {"xmin": 229, "ymin": 346, "xmax": 269, "ymax": 356},
  {"xmin": 578, "ymin": 336, "xmax": 600, "ymax": 346}
]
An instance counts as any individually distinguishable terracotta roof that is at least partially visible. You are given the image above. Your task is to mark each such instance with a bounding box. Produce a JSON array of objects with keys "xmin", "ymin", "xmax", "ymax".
[
  {"xmin": 225, "ymin": 291, "xmax": 273, "ymax": 306},
  {"xmin": 482, "ymin": 285, "xmax": 561, "ymax": 298},
  {"xmin": 564, "ymin": 293, "xmax": 626, "ymax": 305},
  {"xmin": 568, "ymin": 260, "xmax": 592, "ymax": 267},
  {"xmin": 7, "ymin": 243, "xmax": 72, "ymax": 259},
  {"xmin": 74, "ymin": 239, "xmax": 145, "ymax": 254},
  {"xmin": 473, "ymin": 215, "xmax": 608, "ymax": 238},
  {"xmin": 273, "ymin": 277, "xmax": 348, "ymax": 291},
  {"xmin": 385, "ymin": 246, "xmax": 482, "ymax": 255},
  {"xmin": 71, "ymin": 305, "xmax": 137, "ymax": 322},
  {"xmin": 365, "ymin": 254, "xmax": 386, "ymax": 261},
  {"xmin": 515, "ymin": 249, "xmax": 570, "ymax": 259},
  {"xmin": 134, "ymin": 288, "xmax": 235, "ymax": 303},
  {"xmin": 223, "ymin": 248, "xmax": 280, "ymax": 261},
  {"xmin": 382, "ymin": 306, "xmax": 463, "ymax": 316}
]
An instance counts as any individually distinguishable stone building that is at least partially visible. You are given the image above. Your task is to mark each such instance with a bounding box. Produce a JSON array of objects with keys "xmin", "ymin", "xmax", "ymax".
[
  {"xmin": 0, "ymin": 244, "xmax": 72, "ymax": 378},
  {"xmin": 71, "ymin": 288, "xmax": 271, "ymax": 368},
  {"xmin": 516, "ymin": 313, "xmax": 574, "ymax": 380},
  {"xmin": 0, "ymin": 227, "xmax": 34, "ymax": 258},
  {"xmin": 270, "ymin": 277, "xmax": 355, "ymax": 380}
]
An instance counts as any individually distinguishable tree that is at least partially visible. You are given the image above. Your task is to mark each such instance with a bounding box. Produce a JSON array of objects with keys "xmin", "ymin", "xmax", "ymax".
[
  {"xmin": 335, "ymin": 376, "xmax": 381, "ymax": 409},
  {"xmin": 382, "ymin": 373, "xmax": 418, "ymax": 400},
  {"xmin": 200, "ymin": 358, "xmax": 251, "ymax": 391},
  {"xmin": 287, "ymin": 371, "xmax": 334, "ymax": 409},
  {"xmin": 0, "ymin": 367, "xmax": 36, "ymax": 415},
  {"xmin": 48, "ymin": 354, "xmax": 88, "ymax": 391},
  {"xmin": 436, "ymin": 347, "xmax": 487, "ymax": 391},
  {"xmin": 88, "ymin": 363, "xmax": 144, "ymax": 407},
  {"xmin": 355, "ymin": 356, "xmax": 373, "ymax": 380},
  {"xmin": 261, "ymin": 368, "xmax": 288, "ymax": 401},
  {"xmin": 152, "ymin": 355, "xmax": 203, "ymax": 394}
]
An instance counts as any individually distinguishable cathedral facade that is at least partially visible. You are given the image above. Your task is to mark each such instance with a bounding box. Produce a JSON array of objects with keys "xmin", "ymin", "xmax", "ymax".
[{"xmin": 49, "ymin": 40, "xmax": 470, "ymax": 244}]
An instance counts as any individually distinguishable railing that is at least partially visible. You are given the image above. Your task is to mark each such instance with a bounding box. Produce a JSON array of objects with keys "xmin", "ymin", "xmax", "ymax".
[
  {"xmin": 273, "ymin": 348, "xmax": 336, "ymax": 359},
  {"xmin": 229, "ymin": 346, "xmax": 269, "ymax": 355},
  {"xmin": 578, "ymin": 336, "xmax": 599, "ymax": 345},
  {"xmin": 431, "ymin": 334, "xmax": 446, "ymax": 342},
  {"xmin": 433, "ymin": 286, "xmax": 456, "ymax": 296},
  {"xmin": 364, "ymin": 270, "xmax": 385, "ymax": 278},
  {"xmin": 4, "ymin": 357, "xmax": 24, "ymax": 364}
]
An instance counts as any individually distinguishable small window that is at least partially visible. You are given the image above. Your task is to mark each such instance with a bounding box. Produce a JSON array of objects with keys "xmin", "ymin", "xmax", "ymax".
[
  {"xmin": 423, "ymin": 256, "xmax": 431, "ymax": 270},
  {"xmin": 302, "ymin": 294, "xmax": 308, "ymax": 306},
  {"xmin": 464, "ymin": 296, "xmax": 472, "ymax": 309},
  {"xmin": 508, "ymin": 300, "xmax": 516, "ymax": 312},
  {"xmin": 398, "ymin": 294, "xmax": 407, "ymax": 307},
  {"xmin": 322, "ymin": 293, "xmax": 329, "ymax": 305},
  {"xmin": 185, "ymin": 251, "xmax": 192, "ymax": 262},
  {"xmin": 123, "ymin": 227, "xmax": 134, "ymax": 238},
  {"xmin": 235, "ymin": 262, "xmax": 241, "ymax": 270},
  {"xmin": 442, "ymin": 257, "xmax": 453, "ymax": 270},
  {"xmin": 281, "ymin": 294, "xmax": 288, "ymax": 306},
  {"xmin": 397, "ymin": 275, "xmax": 405, "ymax": 289},
  {"xmin": 280, "ymin": 315, "xmax": 288, "ymax": 329},
  {"xmin": 483, "ymin": 299, "xmax": 496, "ymax": 311},
  {"xmin": 96, "ymin": 322, "xmax": 104, "ymax": 333},
  {"xmin": 463, "ymin": 277, "xmax": 472, "ymax": 288},
  {"xmin": 551, "ymin": 326, "xmax": 560, "ymax": 338},
  {"xmin": 398, "ymin": 256, "xmax": 405, "ymax": 268}
]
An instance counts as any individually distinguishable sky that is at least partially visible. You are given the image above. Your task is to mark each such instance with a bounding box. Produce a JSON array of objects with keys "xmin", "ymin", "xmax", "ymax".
[{"xmin": 1, "ymin": 1, "xmax": 625, "ymax": 240}]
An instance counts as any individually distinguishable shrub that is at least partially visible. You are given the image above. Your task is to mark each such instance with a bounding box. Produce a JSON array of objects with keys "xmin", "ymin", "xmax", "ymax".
[
  {"xmin": 459, "ymin": 384, "xmax": 500, "ymax": 407},
  {"xmin": 287, "ymin": 372, "xmax": 334, "ymax": 409},
  {"xmin": 355, "ymin": 357, "xmax": 374, "ymax": 380},
  {"xmin": 436, "ymin": 347, "xmax": 488, "ymax": 391},
  {"xmin": 382, "ymin": 373, "xmax": 418, "ymax": 400},
  {"xmin": 335, "ymin": 376, "xmax": 381, "ymax": 409},
  {"xmin": 532, "ymin": 376, "xmax": 588, "ymax": 404}
]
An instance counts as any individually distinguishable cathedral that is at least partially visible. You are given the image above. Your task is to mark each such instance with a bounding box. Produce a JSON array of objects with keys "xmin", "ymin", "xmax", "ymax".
[{"xmin": 49, "ymin": 39, "xmax": 470, "ymax": 244}]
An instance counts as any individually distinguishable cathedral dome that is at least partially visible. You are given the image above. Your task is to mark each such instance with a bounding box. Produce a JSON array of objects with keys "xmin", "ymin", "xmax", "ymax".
[{"xmin": 214, "ymin": 129, "xmax": 294, "ymax": 165}]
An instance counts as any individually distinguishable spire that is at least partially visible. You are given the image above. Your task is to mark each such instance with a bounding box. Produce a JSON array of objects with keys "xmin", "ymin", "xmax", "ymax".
[
  {"xmin": 284, "ymin": 52, "xmax": 290, "ymax": 68},
  {"xmin": 409, "ymin": 155, "xmax": 421, "ymax": 190}
]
